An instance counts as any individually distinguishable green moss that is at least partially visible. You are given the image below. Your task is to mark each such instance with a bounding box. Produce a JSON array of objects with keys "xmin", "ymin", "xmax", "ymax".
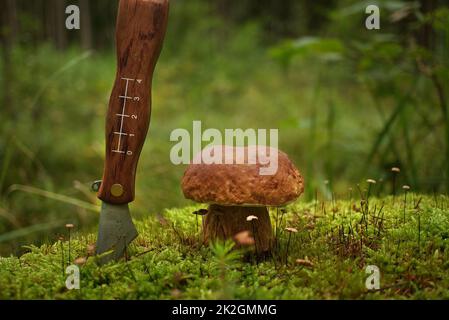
[{"xmin": 1, "ymin": 195, "xmax": 449, "ymax": 300}]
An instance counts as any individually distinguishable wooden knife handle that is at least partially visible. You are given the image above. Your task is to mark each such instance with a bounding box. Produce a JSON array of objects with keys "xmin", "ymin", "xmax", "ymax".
[{"xmin": 98, "ymin": 0, "xmax": 169, "ymax": 204}]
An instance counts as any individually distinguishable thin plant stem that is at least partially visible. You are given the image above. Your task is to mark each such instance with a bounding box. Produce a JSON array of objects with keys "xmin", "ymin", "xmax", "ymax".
[
  {"xmin": 68, "ymin": 229, "xmax": 71, "ymax": 265},
  {"xmin": 60, "ymin": 240, "xmax": 65, "ymax": 277},
  {"xmin": 251, "ymin": 221, "xmax": 258, "ymax": 261},
  {"xmin": 418, "ymin": 211, "xmax": 421, "ymax": 255},
  {"xmin": 403, "ymin": 191, "xmax": 408, "ymax": 223},
  {"xmin": 274, "ymin": 207, "xmax": 279, "ymax": 250},
  {"xmin": 285, "ymin": 233, "xmax": 292, "ymax": 266}
]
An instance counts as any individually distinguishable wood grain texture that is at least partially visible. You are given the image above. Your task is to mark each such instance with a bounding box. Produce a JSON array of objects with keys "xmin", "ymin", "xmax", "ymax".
[
  {"xmin": 204, "ymin": 205, "xmax": 273, "ymax": 254},
  {"xmin": 98, "ymin": 0, "xmax": 169, "ymax": 204}
]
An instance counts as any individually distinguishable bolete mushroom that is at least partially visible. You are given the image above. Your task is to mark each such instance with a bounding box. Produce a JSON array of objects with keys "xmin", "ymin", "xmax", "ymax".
[{"xmin": 181, "ymin": 145, "xmax": 304, "ymax": 254}]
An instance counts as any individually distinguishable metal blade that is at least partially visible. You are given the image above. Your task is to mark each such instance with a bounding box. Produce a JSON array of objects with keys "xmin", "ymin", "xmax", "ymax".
[{"xmin": 96, "ymin": 202, "xmax": 138, "ymax": 265}]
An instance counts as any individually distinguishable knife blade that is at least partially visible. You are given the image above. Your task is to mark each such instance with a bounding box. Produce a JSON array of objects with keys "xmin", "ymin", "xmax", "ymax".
[{"xmin": 95, "ymin": 0, "xmax": 169, "ymax": 264}]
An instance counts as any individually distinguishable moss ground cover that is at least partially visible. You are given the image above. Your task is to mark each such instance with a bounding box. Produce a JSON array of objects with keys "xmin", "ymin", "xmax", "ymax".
[{"xmin": 1, "ymin": 194, "xmax": 448, "ymax": 300}]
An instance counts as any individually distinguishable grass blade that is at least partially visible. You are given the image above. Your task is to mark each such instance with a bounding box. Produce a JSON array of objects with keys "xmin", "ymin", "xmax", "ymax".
[
  {"xmin": 7, "ymin": 184, "xmax": 100, "ymax": 213},
  {"xmin": 29, "ymin": 50, "xmax": 93, "ymax": 112},
  {"xmin": 365, "ymin": 81, "xmax": 417, "ymax": 171},
  {"xmin": 0, "ymin": 221, "xmax": 64, "ymax": 243}
]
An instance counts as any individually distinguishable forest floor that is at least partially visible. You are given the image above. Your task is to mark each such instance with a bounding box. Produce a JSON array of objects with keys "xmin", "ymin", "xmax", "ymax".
[{"xmin": 1, "ymin": 194, "xmax": 449, "ymax": 300}]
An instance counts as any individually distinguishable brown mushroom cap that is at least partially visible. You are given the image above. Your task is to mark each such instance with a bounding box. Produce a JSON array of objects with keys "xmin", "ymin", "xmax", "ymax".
[{"xmin": 181, "ymin": 145, "xmax": 304, "ymax": 206}]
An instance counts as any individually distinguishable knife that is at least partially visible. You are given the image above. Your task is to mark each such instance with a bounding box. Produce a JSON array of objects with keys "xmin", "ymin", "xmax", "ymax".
[{"xmin": 94, "ymin": 0, "xmax": 169, "ymax": 264}]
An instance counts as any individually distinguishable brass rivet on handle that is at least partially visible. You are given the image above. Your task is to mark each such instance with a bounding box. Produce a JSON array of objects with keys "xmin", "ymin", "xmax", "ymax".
[{"xmin": 111, "ymin": 184, "xmax": 124, "ymax": 197}]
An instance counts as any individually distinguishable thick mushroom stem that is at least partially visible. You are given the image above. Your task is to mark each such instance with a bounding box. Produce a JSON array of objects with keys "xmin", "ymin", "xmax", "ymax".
[{"xmin": 203, "ymin": 204, "xmax": 273, "ymax": 253}]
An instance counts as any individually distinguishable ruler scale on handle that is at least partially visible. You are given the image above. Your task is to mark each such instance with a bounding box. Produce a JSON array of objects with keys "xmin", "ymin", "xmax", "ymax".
[{"xmin": 96, "ymin": 0, "xmax": 169, "ymax": 264}]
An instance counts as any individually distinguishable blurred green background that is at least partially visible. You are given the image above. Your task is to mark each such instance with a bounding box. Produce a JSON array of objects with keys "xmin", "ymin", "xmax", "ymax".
[{"xmin": 0, "ymin": 0, "xmax": 448, "ymax": 255}]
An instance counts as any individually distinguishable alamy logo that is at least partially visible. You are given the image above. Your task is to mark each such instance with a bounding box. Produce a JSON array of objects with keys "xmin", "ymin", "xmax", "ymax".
[
  {"xmin": 365, "ymin": 5, "xmax": 380, "ymax": 30},
  {"xmin": 65, "ymin": 265, "xmax": 80, "ymax": 290},
  {"xmin": 65, "ymin": 5, "xmax": 80, "ymax": 30},
  {"xmin": 365, "ymin": 265, "xmax": 380, "ymax": 290},
  {"xmin": 170, "ymin": 121, "xmax": 279, "ymax": 175}
]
